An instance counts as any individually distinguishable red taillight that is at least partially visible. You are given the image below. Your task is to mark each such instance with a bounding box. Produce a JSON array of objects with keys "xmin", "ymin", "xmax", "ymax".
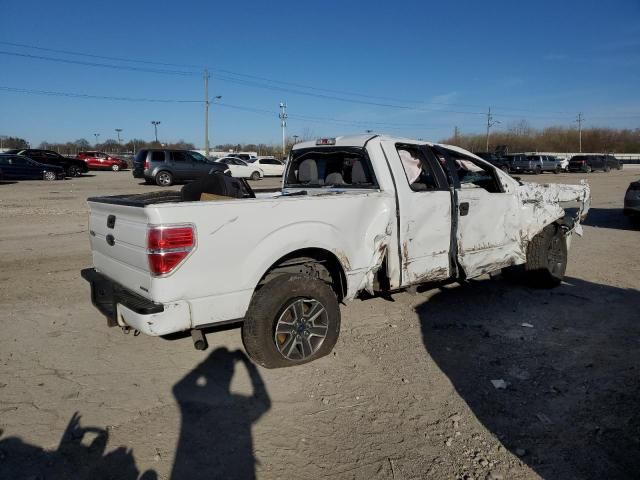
[
  {"xmin": 144, "ymin": 157, "xmax": 149, "ymax": 170},
  {"xmin": 147, "ymin": 226, "xmax": 195, "ymax": 275}
]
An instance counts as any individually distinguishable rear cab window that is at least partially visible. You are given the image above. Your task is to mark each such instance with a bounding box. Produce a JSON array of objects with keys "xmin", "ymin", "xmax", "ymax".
[{"xmin": 285, "ymin": 147, "xmax": 378, "ymax": 189}]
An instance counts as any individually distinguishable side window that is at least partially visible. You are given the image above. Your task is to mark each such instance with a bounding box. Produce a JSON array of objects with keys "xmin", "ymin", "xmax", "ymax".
[
  {"xmin": 448, "ymin": 154, "xmax": 502, "ymax": 193},
  {"xmin": 172, "ymin": 152, "xmax": 188, "ymax": 162},
  {"xmin": 396, "ymin": 145, "xmax": 440, "ymax": 191},
  {"xmin": 151, "ymin": 151, "xmax": 165, "ymax": 163}
]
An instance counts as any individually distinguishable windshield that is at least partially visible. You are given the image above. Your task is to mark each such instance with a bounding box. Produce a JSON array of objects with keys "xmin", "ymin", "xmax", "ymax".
[
  {"xmin": 190, "ymin": 151, "xmax": 208, "ymax": 162},
  {"xmin": 285, "ymin": 147, "xmax": 377, "ymax": 189}
]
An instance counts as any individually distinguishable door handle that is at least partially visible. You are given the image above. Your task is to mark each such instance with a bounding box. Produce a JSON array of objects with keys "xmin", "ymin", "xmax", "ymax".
[{"xmin": 459, "ymin": 202, "xmax": 470, "ymax": 216}]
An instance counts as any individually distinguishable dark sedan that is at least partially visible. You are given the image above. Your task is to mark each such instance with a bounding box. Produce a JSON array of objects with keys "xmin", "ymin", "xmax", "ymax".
[
  {"xmin": 624, "ymin": 179, "xmax": 640, "ymax": 222},
  {"xmin": 0, "ymin": 154, "xmax": 65, "ymax": 181}
]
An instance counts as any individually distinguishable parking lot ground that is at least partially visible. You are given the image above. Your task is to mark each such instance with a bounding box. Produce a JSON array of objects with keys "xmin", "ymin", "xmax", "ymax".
[{"xmin": 1, "ymin": 169, "xmax": 639, "ymax": 479}]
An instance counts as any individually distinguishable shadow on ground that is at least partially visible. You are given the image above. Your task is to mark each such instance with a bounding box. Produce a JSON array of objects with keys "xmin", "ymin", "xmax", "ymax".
[
  {"xmin": 419, "ymin": 276, "xmax": 640, "ymax": 479},
  {"xmin": 582, "ymin": 207, "xmax": 639, "ymax": 231},
  {"xmin": 0, "ymin": 348, "xmax": 270, "ymax": 480},
  {"xmin": 171, "ymin": 347, "xmax": 271, "ymax": 479},
  {"xmin": 0, "ymin": 413, "xmax": 157, "ymax": 480}
]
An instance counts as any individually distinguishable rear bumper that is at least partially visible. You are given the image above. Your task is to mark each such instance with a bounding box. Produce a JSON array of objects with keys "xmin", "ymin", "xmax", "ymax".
[{"xmin": 81, "ymin": 268, "xmax": 191, "ymax": 335}]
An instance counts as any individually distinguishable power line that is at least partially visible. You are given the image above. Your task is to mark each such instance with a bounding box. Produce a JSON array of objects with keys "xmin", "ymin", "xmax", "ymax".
[
  {"xmin": 0, "ymin": 86, "xmax": 201, "ymax": 103},
  {"xmin": 0, "ymin": 50, "xmax": 198, "ymax": 76},
  {"xmin": 0, "ymin": 41, "xmax": 575, "ymax": 116},
  {"xmin": 3, "ymin": 43, "xmax": 637, "ymax": 121},
  {"xmin": 0, "ymin": 40, "xmax": 204, "ymax": 70}
]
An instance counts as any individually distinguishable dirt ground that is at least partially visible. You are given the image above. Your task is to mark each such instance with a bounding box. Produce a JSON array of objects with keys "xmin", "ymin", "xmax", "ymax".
[{"xmin": 0, "ymin": 168, "xmax": 639, "ymax": 480}]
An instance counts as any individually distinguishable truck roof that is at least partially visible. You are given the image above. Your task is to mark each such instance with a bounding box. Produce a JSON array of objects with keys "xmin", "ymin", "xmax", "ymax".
[{"xmin": 292, "ymin": 135, "xmax": 484, "ymax": 162}]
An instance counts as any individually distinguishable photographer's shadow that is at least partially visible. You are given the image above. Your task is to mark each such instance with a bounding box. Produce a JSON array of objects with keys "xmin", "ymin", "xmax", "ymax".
[{"xmin": 171, "ymin": 347, "xmax": 271, "ymax": 480}]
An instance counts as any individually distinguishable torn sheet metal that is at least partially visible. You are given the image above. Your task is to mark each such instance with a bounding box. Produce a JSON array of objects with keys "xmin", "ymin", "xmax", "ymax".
[{"xmin": 517, "ymin": 180, "xmax": 591, "ymax": 239}]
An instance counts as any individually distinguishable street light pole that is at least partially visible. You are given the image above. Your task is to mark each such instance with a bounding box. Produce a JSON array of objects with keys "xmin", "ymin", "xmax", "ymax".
[
  {"xmin": 575, "ymin": 113, "xmax": 584, "ymax": 153},
  {"xmin": 204, "ymin": 69, "xmax": 209, "ymax": 156},
  {"xmin": 94, "ymin": 133, "xmax": 100, "ymax": 147},
  {"xmin": 279, "ymin": 102, "xmax": 288, "ymax": 159},
  {"xmin": 151, "ymin": 121, "xmax": 161, "ymax": 144}
]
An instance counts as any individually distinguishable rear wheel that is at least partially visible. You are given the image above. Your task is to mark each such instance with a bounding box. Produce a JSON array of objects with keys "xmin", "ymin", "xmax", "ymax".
[
  {"xmin": 554, "ymin": 166, "xmax": 560, "ymax": 174},
  {"xmin": 67, "ymin": 165, "xmax": 81, "ymax": 177},
  {"xmin": 242, "ymin": 273, "xmax": 341, "ymax": 368},
  {"xmin": 604, "ymin": 165, "xmax": 611, "ymax": 173},
  {"xmin": 111, "ymin": 164, "xmax": 120, "ymax": 172},
  {"xmin": 523, "ymin": 224, "xmax": 567, "ymax": 288},
  {"xmin": 534, "ymin": 166, "xmax": 542, "ymax": 175},
  {"xmin": 155, "ymin": 170, "xmax": 173, "ymax": 187},
  {"xmin": 585, "ymin": 165, "xmax": 592, "ymax": 173},
  {"xmin": 250, "ymin": 171, "xmax": 261, "ymax": 181}
]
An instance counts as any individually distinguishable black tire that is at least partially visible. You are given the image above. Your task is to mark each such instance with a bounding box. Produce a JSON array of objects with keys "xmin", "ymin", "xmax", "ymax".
[
  {"xmin": 604, "ymin": 166, "xmax": 611, "ymax": 173},
  {"xmin": 67, "ymin": 165, "xmax": 81, "ymax": 177},
  {"xmin": 553, "ymin": 167, "xmax": 560, "ymax": 174},
  {"xmin": 501, "ymin": 165, "xmax": 510, "ymax": 173},
  {"xmin": 155, "ymin": 170, "xmax": 173, "ymax": 187},
  {"xmin": 585, "ymin": 166, "xmax": 592, "ymax": 173},
  {"xmin": 111, "ymin": 164, "xmax": 120, "ymax": 172},
  {"xmin": 250, "ymin": 171, "xmax": 261, "ymax": 181},
  {"xmin": 43, "ymin": 171, "xmax": 57, "ymax": 181},
  {"xmin": 534, "ymin": 166, "xmax": 542, "ymax": 175},
  {"xmin": 523, "ymin": 224, "xmax": 567, "ymax": 288},
  {"xmin": 242, "ymin": 273, "xmax": 341, "ymax": 368}
]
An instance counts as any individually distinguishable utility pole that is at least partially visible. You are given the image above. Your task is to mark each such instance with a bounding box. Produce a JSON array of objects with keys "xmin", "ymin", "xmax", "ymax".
[
  {"xmin": 453, "ymin": 125, "xmax": 460, "ymax": 144},
  {"xmin": 279, "ymin": 102, "xmax": 288, "ymax": 159},
  {"xmin": 575, "ymin": 113, "xmax": 584, "ymax": 153},
  {"xmin": 485, "ymin": 107, "xmax": 499, "ymax": 152},
  {"xmin": 292, "ymin": 135, "xmax": 299, "ymax": 145},
  {"xmin": 115, "ymin": 128, "xmax": 122, "ymax": 144},
  {"xmin": 94, "ymin": 133, "xmax": 100, "ymax": 147},
  {"xmin": 151, "ymin": 121, "xmax": 161, "ymax": 144},
  {"xmin": 204, "ymin": 69, "xmax": 209, "ymax": 156}
]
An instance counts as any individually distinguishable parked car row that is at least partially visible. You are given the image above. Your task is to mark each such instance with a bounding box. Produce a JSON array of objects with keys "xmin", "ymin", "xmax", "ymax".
[
  {"xmin": 3, "ymin": 149, "xmax": 88, "ymax": 177},
  {"xmin": 473, "ymin": 152, "xmax": 623, "ymax": 174}
]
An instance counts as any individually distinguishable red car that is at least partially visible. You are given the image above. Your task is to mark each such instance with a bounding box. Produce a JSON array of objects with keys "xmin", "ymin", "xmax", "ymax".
[{"xmin": 76, "ymin": 151, "xmax": 128, "ymax": 171}]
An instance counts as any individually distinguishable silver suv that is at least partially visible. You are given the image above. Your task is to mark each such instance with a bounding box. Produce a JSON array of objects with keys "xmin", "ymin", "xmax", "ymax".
[
  {"xmin": 511, "ymin": 154, "xmax": 562, "ymax": 174},
  {"xmin": 132, "ymin": 149, "xmax": 229, "ymax": 186}
]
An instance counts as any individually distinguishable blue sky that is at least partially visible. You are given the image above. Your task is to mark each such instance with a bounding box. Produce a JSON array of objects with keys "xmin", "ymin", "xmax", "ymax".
[{"xmin": 0, "ymin": 0, "xmax": 639, "ymax": 147}]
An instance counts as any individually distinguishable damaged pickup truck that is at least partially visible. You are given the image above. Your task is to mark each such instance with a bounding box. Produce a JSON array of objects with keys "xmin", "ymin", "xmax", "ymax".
[{"xmin": 81, "ymin": 135, "xmax": 590, "ymax": 368}]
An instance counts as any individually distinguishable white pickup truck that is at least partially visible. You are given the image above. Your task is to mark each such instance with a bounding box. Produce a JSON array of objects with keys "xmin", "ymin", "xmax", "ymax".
[{"xmin": 82, "ymin": 135, "xmax": 590, "ymax": 368}]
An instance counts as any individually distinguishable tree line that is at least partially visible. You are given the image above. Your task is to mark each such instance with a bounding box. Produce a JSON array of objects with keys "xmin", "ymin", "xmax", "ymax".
[
  {"xmin": 4, "ymin": 125, "xmax": 639, "ymax": 157},
  {"xmin": 440, "ymin": 123, "xmax": 640, "ymax": 153}
]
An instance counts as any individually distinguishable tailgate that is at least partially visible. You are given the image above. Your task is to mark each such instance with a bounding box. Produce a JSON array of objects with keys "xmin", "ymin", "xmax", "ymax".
[{"xmin": 88, "ymin": 200, "xmax": 152, "ymax": 295}]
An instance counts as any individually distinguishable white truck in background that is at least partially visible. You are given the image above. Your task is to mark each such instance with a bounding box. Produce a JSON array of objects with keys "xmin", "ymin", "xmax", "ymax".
[{"xmin": 82, "ymin": 134, "xmax": 590, "ymax": 368}]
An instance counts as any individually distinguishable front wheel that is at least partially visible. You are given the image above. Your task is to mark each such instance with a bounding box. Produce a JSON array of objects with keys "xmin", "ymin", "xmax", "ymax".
[
  {"xmin": 553, "ymin": 167, "xmax": 560, "ymax": 174},
  {"xmin": 534, "ymin": 166, "xmax": 542, "ymax": 175},
  {"xmin": 250, "ymin": 171, "xmax": 261, "ymax": 181},
  {"xmin": 524, "ymin": 224, "xmax": 567, "ymax": 288},
  {"xmin": 242, "ymin": 273, "xmax": 341, "ymax": 368},
  {"xmin": 155, "ymin": 170, "xmax": 173, "ymax": 186},
  {"xmin": 43, "ymin": 171, "xmax": 57, "ymax": 181}
]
